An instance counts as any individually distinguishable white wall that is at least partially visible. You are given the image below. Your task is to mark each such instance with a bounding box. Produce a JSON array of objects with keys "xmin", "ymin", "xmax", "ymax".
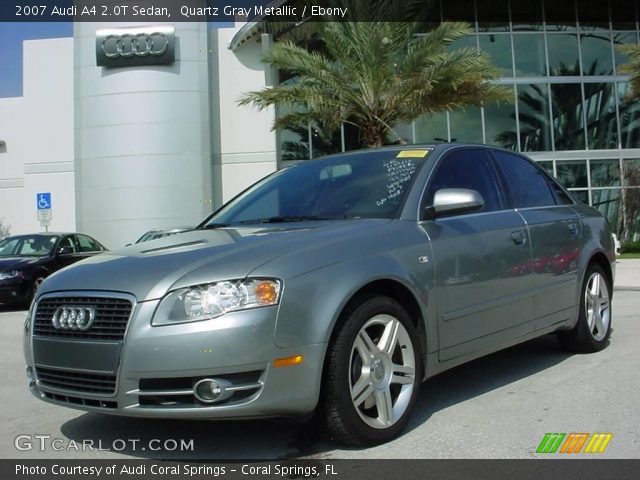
[
  {"xmin": 209, "ymin": 27, "xmax": 278, "ymax": 207},
  {"xmin": 0, "ymin": 38, "xmax": 76, "ymax": 237}
]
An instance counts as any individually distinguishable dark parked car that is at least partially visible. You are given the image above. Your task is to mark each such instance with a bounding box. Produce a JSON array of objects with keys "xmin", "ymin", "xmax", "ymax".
[
  {"xmin": 24, "ymin": 145, "xmax": 614, "ymax": 445},
  {"xmin": 0, "ymin": 233, "xmax": 107, "ymax": 306}
]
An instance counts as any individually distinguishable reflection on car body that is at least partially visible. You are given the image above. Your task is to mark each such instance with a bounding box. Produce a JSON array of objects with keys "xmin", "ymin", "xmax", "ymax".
[{"xmin": 23, "ymin": 145, "xmax": 615, "ymax": 446}]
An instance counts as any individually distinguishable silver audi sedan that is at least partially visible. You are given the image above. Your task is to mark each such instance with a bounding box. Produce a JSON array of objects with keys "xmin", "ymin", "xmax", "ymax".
[{"xmin": 23, "ymin": 144, "xmax": 614, "ymax": 446}]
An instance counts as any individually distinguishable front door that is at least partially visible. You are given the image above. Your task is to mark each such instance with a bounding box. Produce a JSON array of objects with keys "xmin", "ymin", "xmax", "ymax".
[{"xmin": 421, "ymin": 148, "xmax": 534, "ymax": 362}]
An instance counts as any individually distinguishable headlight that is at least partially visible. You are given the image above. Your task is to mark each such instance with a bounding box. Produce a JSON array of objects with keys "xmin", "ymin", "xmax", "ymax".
[
  {"xmin": 0, "ymin": 270, "xmax": 22, "ymax": 281},
  {"xmin": 152, "ymin": 278, "xmax": 282, "ymax": 326}
]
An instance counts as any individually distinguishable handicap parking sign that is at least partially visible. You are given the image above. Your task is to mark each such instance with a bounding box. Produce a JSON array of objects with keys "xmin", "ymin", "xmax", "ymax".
[{"xmin": 36, "ymin": 192, "xmax": 51, "ymax": 210}]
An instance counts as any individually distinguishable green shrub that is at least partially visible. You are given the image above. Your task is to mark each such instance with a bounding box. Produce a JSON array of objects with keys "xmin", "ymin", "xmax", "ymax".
[{"xmin": 621, "ymin": 241, "xmax": 640, "ymax": 254}]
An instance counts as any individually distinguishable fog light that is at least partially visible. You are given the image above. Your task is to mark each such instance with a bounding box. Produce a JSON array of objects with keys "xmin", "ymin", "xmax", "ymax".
[
  {"xmin": 193, "ymin": 378, "xmax": 225, "ymax": 404},
  {"xmin": 26, "ymin": 366, "xmax": 33, "ymax": 380}
]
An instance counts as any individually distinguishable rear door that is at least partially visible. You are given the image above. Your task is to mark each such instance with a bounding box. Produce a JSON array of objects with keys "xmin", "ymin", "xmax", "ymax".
[
  {"xmin": 421, "ymin": 147, "xmax": 534, "ymax": 361},
  {"xmin": 491, "ymin": 150, "xmax": 581, "ymax": 330}
]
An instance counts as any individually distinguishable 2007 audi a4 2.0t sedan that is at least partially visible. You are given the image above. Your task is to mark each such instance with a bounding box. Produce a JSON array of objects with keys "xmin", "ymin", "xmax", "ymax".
[{"xmin": 23, "ymin": 144, "xmax": 615, "ymax": 446}]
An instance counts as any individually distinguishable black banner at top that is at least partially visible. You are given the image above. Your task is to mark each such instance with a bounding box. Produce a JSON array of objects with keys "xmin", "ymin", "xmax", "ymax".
[{"xmin": 1, "ymin": 0, "xmax": 634, "ymax": 24}]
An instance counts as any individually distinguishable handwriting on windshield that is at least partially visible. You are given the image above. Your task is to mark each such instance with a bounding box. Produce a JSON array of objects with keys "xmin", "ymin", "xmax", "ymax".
[{"xmin": 376, "ymin": 159, "xmax": 417, "ymax": 207}]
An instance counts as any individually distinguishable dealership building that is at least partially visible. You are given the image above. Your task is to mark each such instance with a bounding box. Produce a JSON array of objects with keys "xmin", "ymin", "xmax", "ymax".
[{"xmin": 1, "ymin": 0, "xmax": 640, "ymax": 247}]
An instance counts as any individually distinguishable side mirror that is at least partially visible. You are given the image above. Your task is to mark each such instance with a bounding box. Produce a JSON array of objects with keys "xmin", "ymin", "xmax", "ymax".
[
  {"xmin": 426, "ymin": 188, "xmax": 485, "ymax": 219},
  {"xmin": 56, "ymin": 246, "xmax": 74, "ymax": 256}
]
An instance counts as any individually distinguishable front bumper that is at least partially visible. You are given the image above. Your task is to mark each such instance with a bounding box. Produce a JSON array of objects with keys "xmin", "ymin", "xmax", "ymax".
[{"xmin": 24, "ymin": 292, "xmax": 326, "ymax": 419}]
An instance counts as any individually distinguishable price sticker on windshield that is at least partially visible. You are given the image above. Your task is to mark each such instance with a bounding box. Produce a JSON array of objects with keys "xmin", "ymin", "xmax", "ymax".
[{"xmin": 396, "ymin": 150, "xmax": 430, "ymax": 158}]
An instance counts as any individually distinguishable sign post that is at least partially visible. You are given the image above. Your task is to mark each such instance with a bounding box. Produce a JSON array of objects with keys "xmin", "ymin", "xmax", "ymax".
[{"xmin": 36, "ymin": 192, "xmax": 52, "ymax": 232}]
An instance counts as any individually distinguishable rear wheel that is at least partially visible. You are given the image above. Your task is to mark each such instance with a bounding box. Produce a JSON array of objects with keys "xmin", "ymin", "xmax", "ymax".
[
  {"xmin": 322, "ymin": 295, "xmax": 422, "ymax": 446},
  {"xmin": 559, "ymin": 264, "xmax": 612, "ymax": 352}
]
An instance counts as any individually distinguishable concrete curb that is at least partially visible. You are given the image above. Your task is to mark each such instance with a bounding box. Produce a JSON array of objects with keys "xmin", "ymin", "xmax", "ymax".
[{"xmin": 614, "ymin": 286, "xmax": 640, "ymax": 292}]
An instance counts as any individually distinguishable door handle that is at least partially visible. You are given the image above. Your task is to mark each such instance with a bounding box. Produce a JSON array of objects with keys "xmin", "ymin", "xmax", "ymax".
[
  {"xmin": 567, "ymin": 222, "xmax": 579, "ymax": 236},
  {"xmin": 511, "ymin": 230, "xmax": 527, "ymax": 245}
]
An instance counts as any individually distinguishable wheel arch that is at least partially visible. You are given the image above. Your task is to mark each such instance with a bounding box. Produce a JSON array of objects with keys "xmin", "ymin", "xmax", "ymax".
[{"xmin": 325, "ymin": 278, "xmax": 428, "ymax": 380}]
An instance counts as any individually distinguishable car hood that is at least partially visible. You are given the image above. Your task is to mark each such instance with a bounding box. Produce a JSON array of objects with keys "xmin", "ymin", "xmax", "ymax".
[
  {"xmin": 37, "ymin": 220, "xmax": 393, "ymax": 302},
  {"xmin": 0, "ymin": 257, "xmax": 42, "ymax": 272}
]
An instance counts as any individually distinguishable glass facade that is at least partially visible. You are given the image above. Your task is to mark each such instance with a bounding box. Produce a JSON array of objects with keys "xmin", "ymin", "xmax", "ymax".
[{"xmin": 275, "ymin": 0, "xmax": 640, "ymax": 240}]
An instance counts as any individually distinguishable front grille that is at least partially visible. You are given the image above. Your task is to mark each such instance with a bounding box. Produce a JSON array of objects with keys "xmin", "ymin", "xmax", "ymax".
[
  {"xmin": 42, "ymin": 391, "xmax": 117, "ymax": 409},
  {"xmin": 36, "ymin": 366, "xmax": 117, "ymax": 395},
  {"xmin": 33, "ymin": 296, "xmax": 133, "ymax": 341}
]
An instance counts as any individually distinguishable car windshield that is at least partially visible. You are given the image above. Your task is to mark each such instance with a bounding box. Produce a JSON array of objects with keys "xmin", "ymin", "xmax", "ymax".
[
  {"xmin": 203, "ymin": 150, "xmax": 428, "ymax": 227},
  {"xmin": 0, "ymin": 235, "xmax": 59, "ymax": 257}
]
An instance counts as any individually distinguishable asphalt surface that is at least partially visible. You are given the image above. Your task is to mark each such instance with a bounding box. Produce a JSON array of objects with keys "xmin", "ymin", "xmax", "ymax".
[{"xmin": 1, "ymin": 291, "xmax": 638, "ymax": 460}]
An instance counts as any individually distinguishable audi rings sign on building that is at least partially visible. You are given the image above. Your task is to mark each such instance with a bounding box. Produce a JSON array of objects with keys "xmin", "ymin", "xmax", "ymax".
[
  {"xmin": 51, "ymin": 306, "xmax": 96, "ymax": 332},
  {"xmin": 96, "ymin": 25, "xmax": 175, "ymax": 68}
]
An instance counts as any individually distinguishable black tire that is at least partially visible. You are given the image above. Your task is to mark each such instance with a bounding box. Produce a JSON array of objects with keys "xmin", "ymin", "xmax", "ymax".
[
  {"xmin": 27, "ymin": 277, "xmax": 45, "ymax": 307},
  {"xmin": 558, "ymin": 263, "xmax": 612, "ymax": 353},
  {"xmin": 322, "ymin": 295, "xmax": 422, "ymax": 446}
]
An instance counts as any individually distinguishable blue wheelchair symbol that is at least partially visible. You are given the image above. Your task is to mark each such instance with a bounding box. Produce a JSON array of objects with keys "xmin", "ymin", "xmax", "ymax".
[{"xmin": 37, "ymin": 193, "xmax": 51, "ymax": 210}]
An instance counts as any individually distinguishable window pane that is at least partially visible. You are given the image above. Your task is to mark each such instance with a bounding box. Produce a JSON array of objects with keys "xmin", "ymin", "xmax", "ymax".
[
  {"xmin": 511, "ymin": 1, "xmax": 544, "ymax": 31},
  {"xmin": 577, "ymin": 0, "xmax": 610, "ymax": 31},
  {"xmin": 513, "ymin": 33, "xmax": 547, "ymax": 76},
  {"xmin": 613, "ymin": 32, "xmax": 639, "ymax": 74},
  {"xmin": 310, "ymin": 123, "xmax": 344, "ymax": 159},
  {"xmin": 584, "ymin": 83, "xmax": 619, "ymax": 149},
  {"xmin": 449, "ymin": 106, "xmax": 483, "ymax": 144},
  {"xmin": 611, "ymin": 0, "xmax": 637, "ymax": 30},
  {"xmin": 483, "ymin": 89, "xmax": 518, "ymax": 150},
  {"xmin": 493, "ymin": 151, "xmax": 557, "ymax": 207},
  {"xmin": 618, "ymin": 82, "xmax": 640, "ymax": 149},
  {"xmin": 544, "ymin": 0, "xmax": 577, "ymax": 31},
  {"xmin": 415, "ymin": 113, "xmax": 448, "ymax": 143},
  {"xmin": 547, "ymin": 34, "xmax": 581, "ymax": 75},
  {"xmin": 580, "ymin": 33, "xmax": 614, "ymax": 75},
  {"xmin": 591, "ymin": 159, "xmax": 621, "ymax": 187},
  {"xmin": 623, "ymin": 159, "xmax": 640, "ymax": 186},
  {"xmin": 569, "ymin": 190, "xmax": 590, "ymax": 203},
  {"xmin": 449, "ymin": 34, "xmax": 477, "ymax": 52},
  {"xmin": 537, "ymin": 160, "xmax": 555, "ymax": 175},
  {"xmin": 442, "ymin": 0, "xmax": 476, "ymax": 22},
  {"xmin": 592, "ymin": 189, "xmax": 621, "ymax": 231},
  {"xmin": 517, "ymin": 84, "xmax": 553, "ymax": 152},
  {"xmin": 476, "ymin": 0, "xmax": 510, "ymax": 32},
  {"xmin": 556, "ymin": 160, "xmax": 588, "ymax": 188},
  {"xmin": 551, "ymin": 83, "xmax": 586, "ymax": 150},
  {"xmin": 427, "ymin": 149, "xmax": 504, "ymax": 212},
  {"xmin": 479, "ymin": 34, "xmax": 514, "ymax": 76}
]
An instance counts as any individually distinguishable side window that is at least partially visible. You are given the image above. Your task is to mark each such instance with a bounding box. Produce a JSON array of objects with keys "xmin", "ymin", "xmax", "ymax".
[
  {"xmin": 493, "ymin": 151, "xmax": 557, "ymax": 208},
  {"xmin": 546, "ymin": 176, "xmax": 574, "ymax": 205},
  {"xmin": 425, "ymin": 149, "xmax": 504, "ymax": 213},
  {"xmin": 77, "ymin": 235, "xmax": 103, "ymax": 252},
  {"xmin": 58, "ymin": 236, "xmax": 77, "ymax": 253}
]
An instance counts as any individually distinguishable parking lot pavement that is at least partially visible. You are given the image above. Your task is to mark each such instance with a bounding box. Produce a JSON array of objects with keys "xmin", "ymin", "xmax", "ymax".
[
  {"xmin": 615, "ymin": 258, "xmax": 640, "ymax": 291},
  {"xmin": 1, "ymin": 291, "xmax": 638, "ymax": 460}
]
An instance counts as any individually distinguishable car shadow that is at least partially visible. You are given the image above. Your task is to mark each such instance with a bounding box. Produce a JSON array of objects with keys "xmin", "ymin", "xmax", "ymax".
[
  {"xmin": 0, "ymin": 304, "xmax": 27, "ymax": 313},
  {"xmin": 59, "ymin": 333, "xmax": 581, "ymax": 460}
]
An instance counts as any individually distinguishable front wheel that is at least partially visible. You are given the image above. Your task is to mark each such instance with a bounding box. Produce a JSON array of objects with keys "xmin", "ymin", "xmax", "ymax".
[
  {"xmin": 559, "ymin": 264, "xmax": 612, "ymax": 352},
  {"xmin": 322, "ymin": 295, "xmax": 422, "ymax": 446}
]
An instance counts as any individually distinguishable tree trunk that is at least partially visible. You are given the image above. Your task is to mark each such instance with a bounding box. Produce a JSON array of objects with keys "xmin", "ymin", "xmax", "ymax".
[{"xmin": 361, "ymin": 120, "xmax": 388, "ymax": 148}]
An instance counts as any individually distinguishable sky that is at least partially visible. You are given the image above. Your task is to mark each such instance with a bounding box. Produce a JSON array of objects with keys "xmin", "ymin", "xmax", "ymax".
[{"xmin": 0, "ymin": 22, "xmax": 72, "ymax": 98}]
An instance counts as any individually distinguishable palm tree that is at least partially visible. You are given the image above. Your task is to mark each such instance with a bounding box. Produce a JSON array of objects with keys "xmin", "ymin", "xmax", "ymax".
[
  {"xmin": 618, "ymin": 44, "xmax": 640, "ymax": 99},
  {"xmin": 239, "ymin": 2, "xmax": 511, "ymax": 148}
]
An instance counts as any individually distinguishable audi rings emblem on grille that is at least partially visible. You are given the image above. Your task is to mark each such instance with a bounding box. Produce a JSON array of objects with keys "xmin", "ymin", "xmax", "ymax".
[
  {"xmin": 52, "ymin": 306, "xmax": 96, "ymax": 331},
  {"xmin": 101, "ymin": 32, "xmax": 169, "ymax": 59}
]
